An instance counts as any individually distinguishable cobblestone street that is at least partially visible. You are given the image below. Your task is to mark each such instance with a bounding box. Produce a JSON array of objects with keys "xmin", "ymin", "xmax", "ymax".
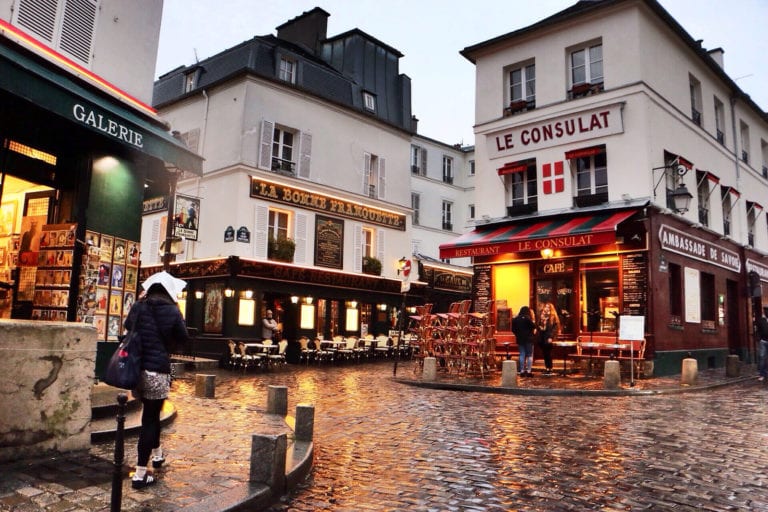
[{"xmin": 261, "ymin": 361, "xmax": 768, "ymax": 511}]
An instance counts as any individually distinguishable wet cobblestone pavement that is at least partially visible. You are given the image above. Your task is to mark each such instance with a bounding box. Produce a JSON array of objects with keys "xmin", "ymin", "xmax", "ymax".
[{"xmin": 1, "ymin": 360, "xmax": 767, "ymax": 511}]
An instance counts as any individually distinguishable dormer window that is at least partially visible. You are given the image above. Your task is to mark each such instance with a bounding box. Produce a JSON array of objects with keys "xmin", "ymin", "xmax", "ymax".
[
  {"xmin": 184, "ymin": 72, "xmax": 197, "ymax": 93},
  {"xmin": 279, "ymin": 56, "xmax": 296, "ymax": 83},
  {"xmin": 363, "ymin": 92, "xmax": 376, "ymax": 111}
]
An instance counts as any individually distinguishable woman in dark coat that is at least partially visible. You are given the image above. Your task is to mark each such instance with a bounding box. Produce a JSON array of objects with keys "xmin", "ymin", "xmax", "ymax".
[
  {"xmin": 124, "ymin": 272, "xmax": 189, "ymax": 489},
  {"xmin": 511, "ymin": 306, "xmax": 537, "ymax": 377}
]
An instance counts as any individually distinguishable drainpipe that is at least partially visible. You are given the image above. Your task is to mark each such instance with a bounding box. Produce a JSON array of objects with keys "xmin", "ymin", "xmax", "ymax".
[{"xmin": 187, "ymin": 89, "xmax": 209, "ymax": 262}]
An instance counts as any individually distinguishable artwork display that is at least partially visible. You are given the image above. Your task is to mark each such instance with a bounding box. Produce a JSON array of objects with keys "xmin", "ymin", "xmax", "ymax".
[{"xmin": 32, "ymin": 224, "xmax": 76, "ymax": 321}]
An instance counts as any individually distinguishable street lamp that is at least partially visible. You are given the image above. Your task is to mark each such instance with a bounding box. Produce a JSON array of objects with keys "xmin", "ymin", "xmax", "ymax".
[
  {"xmin": 394, "ymin": 256, "xmax": 410, "ymax": 376},
  {"xmin": 652, "ymin": 157, "xmax": 693, "ymax": 214}
]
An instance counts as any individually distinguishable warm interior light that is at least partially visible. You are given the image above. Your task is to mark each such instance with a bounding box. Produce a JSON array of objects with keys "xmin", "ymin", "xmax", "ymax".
[
  {"xmin": 305, "ymin": 296, "xmax": 313, "ymax": 305},
  {"xmin": 224, "ymin": 288, "xmax": 234, "ymax": 298},
  {"xmin": 541, "ymin": 248, "xmax": 554, "ymax": 259},
  {"xmin": 244, "ymin": 290, "xmax": 254, "ymax": 299},
  {"xmin": 378, "ymin": 303, "xmax": 387, "ymax": 311},
  {"xmin": 194, "ymin": 290, "xmax": 204, "ymax": 299},
  {"xmin": 349, "ymin": 300, "xmax": 358, "ymax": 309},
  {"xmin": 291, "ymin": 295, "xmax": 299, "ymax": 304}
]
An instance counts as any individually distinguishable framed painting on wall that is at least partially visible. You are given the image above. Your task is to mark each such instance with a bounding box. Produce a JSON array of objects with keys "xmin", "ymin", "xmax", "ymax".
[{"xmin": 0, "ymin": 202, "xmax": 17, "ymax": 236}]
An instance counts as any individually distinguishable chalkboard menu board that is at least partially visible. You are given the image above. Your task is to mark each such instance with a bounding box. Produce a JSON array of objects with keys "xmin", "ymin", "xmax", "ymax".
[
  {"xmin": 622, "ymin": 252, "xmax": 647, "ymax": 317},
  {"xmin": 314, "ymin": 216, "xmax": 344, "ymax": 269},
  {"xmin": 473, "ymin": 264, "xmax": 492, "ymax": 313}
]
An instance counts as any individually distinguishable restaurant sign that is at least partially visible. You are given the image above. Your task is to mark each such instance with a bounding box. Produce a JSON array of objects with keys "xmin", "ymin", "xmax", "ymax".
[
  {"xmin": 250, "ymin": 177, "xmax": 406, "ymax": 231},
  {"xmin": 488, "ymin": 103, "xmax": 624, "ymax": 158},
  {"xmin": 658, "ymin": 225, "xmax": 741, "ymax": 272},
  {"xmin": 446, "ymin": 232, "xmax": 610, "ymax": 259},
  {"xmin": 746, "ymin": 259, "xmax": 768, "ymax": 282}
]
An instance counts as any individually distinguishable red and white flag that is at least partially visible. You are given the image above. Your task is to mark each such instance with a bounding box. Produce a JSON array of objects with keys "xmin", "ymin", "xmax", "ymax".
[{"xmin": 542, "ymin": 161, "xmax": 564, "ymax": 194}]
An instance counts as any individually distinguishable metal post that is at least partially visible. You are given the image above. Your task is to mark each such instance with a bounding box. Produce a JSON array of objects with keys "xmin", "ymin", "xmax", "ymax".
[
  {"xmin": 393, "ymin": 291, "xmax": 406, "ymax": 376},
  {"xmin": 110, "ymin": 393, "xmax": 128, "ymax": 512},
  {"xmin": 163, "ymin": 168, "xmax": 179, "ymax": 272}
]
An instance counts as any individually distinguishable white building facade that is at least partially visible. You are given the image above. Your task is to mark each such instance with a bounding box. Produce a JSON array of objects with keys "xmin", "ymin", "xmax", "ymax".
[{"xmin": 443, "ymin": 0, "xmax": 768, "ymax": 375}]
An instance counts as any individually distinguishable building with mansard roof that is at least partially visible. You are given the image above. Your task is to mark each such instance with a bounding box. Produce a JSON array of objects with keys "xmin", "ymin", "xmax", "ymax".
[{"xmin": 443, "ymin": 0, "xmax": 768, "ymax": 375}]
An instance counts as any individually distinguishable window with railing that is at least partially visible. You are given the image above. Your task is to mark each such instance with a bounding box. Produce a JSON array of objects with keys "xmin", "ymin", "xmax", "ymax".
[
  {"xmin": 740, "ymin": 121, "xmax": 750, "ymax": 164},
  {"xmin": 272, "ymin": 127, "xmax": 295, "ymax": 174},
  {"xmin": 411, "ymin": 145, "xmax": 426, "ymax": 176},
  {"xmin": 690, "ymin": 76, "xmax": 702, "ymax": 126},
  {"xmin": 505, "ymin": 62, "xmax": 535, "ymax": 115},
  {"xmin": 442, "ymin": 201, "xmax": 453, "ymax": 231},
  {"xmin": 503, "ymin": 159, "xmax": 538, "ymax": 216},
  {"xmin": 722, "ymin": 188, "xmax": 732, "ymax": 236},
  {"xmin": 568, "ymin": 42, "xmax": 603, "ymax": 99},
  {"xmin": 571, "ymin": 146, "xmax": 608, "ymax": 207},
  {"xmin": 442, "ymin": 156, "xmax": 453, "ymax": 184},
  {"xmin": 696, "ymin": 171, "xmax": 710, "ymax": 227},
  {"xmin": 714, "ymin": 97, "xmax": 725, "ymax": 145},
  {"xmin": 363, "ymin": 153, "xmax": 385, "ymax": 199}
]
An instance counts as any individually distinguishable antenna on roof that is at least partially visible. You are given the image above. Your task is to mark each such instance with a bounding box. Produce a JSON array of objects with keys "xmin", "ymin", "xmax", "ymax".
[{"xmin": 193, "ymin": 48, "xmax": 199, "ymax": 64}]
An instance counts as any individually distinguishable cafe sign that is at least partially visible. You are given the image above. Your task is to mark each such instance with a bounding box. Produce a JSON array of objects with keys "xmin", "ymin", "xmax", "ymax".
[
  {"xmin": 250, "ymin": 177, "xmax": 406, "ymax": 231},
  {"xmin": 488, "ymin": 103, "xmax": 624, "ymax": 158},
  {"xmin": 658, "ymin": 225, "xmax": 741, "ymax": 272}
]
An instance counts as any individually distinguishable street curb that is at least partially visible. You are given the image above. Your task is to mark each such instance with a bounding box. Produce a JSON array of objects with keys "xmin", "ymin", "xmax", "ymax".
[{"xmin": 392, "ymin": 375, "xmax": 757, "ymax": 396}]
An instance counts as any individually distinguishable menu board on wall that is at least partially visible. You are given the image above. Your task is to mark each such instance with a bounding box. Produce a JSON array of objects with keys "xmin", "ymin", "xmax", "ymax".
[
  {"xmin": 314, "ymin": 216, "xmax": 344, "ymax": 269},
  {"xmin": 472, "ymin": 264, "xmax": 492, "ymax": 313},
  {"xmin": 621, "ymin": 252, "xmax": 647, "ymax": 317}
]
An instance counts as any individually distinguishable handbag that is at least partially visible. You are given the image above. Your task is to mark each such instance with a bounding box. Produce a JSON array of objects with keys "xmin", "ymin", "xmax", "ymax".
[{"xmin": 104, "ymin": 320, "xmax": 143, "ymax": 390}]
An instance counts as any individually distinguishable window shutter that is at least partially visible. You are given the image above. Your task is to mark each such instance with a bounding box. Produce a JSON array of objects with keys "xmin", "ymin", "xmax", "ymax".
[
  {"xmin": 362, "ymin": 153, "xmax": 371, "ymax": 195},
  {"xmin": 421, "ymin": 148, "xmax": 428, "ymax": 175},
  {"xmin": 59, "ymin": 0, "xmax": 97, "ymax": 64},
  {"xmin": 254, "ymin": 204, "xmax": 268, "ymax": 259},
  {"xmin": 376, "ymin": 230, "xmax": 385, "ymax": 263},
  {"xmin": 353, "ymin": 224, "xmax": 363, "ymax": 272},
  {"xmin": 298, "ymin": 132, "xmax": 312, "ymax": 178},
  {"xmin": 148, "ymin": 218, "xmax": 161, "ymax": 266},
  {"xmin": 15, "ymin": 0, "xmax": 57, "ymax": 43},
  {"xmin": 258, "ymin": 120, "xmax": 274, "ymax": 171},
  {"xmin": 293, "ymin": 213, "xmax": 308, "ymax": 264},
  {"xmin": 377, "ymin": 157, "xmax": 386, "ymax": 199}
]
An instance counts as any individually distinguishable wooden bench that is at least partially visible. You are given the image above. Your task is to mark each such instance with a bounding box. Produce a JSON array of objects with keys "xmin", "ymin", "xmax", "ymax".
[{"xmin": 569, "ymin": 339, "xmax": 646, "ymax": 376}]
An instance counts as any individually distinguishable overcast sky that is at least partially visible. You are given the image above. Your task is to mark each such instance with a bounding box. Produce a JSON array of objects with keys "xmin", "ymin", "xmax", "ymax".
[{"xmin": 156, "ymin": 0, "xmax": 768, "ymax": 146}]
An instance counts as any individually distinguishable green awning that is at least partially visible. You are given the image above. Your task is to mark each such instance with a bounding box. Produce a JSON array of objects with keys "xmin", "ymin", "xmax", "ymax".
[{"xmin": 0, "ymin": 40, "xmax": 202, "ymax": 174}]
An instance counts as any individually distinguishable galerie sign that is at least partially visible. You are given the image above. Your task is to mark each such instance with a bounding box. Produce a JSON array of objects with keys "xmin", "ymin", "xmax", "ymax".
[{"xmin": 487, "ymin": 103, "xmax": 624, "ymax": 158}]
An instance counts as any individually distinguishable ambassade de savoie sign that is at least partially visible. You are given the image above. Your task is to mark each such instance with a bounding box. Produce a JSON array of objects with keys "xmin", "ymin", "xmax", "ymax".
[{"xmin": 658, "ymin": 225, "xmax": 741, "ymax": 272}]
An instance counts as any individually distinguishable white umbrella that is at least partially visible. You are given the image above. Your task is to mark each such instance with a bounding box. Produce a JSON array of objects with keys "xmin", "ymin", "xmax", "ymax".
[{"xmin": 141, "ymin": 270, "xmax": 187, "ymax": 302}]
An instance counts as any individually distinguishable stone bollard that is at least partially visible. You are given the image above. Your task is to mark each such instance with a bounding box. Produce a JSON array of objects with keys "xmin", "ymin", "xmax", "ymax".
[
  {"xmin": 295, "ymin": 403, "xmax": 315, "ymax": 442},
  {"xmin": 267, "ymin": 385, "xmax": 288, "ymax": 415},
  {"xmin": 500, "ymin": 360, "xmax": 518, "ymax": 387},
  {"xmin": 681, "ymin": 357, "xmax": 698, "ymax": 385},
  {"xmin": 250, "ymin": 433, "xmax": 287, "ymax": 492},
  {"xmin": 194, "ymin": 374, "xmax": 215, "ymax": 398},
  {"xmin": 603, "ymin": 360, "xmax": 621, "ymax": 389},
  {"xmin": 725, "ymin": 354, "xmax": 740, "ymax": 378},
  {"xmin": 423, "ymin": 357, "xmax": 437, "ymax": 381}
]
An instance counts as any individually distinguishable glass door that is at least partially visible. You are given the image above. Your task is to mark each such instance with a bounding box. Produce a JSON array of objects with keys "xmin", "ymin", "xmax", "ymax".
[{"xmin": 534, "ymin": 277, "xmax": 575, "ymax": 337}]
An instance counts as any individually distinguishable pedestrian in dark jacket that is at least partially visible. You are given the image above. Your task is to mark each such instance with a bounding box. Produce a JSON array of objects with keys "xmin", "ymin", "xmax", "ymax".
[
  {"xmin": 511, "ymin": 306, "xmax": 537, "ymax": 377},
  {"xmin": 757, "ymin": 309, "xmax": 768, "ymax": 381},
  {"xmin": 124, "ymin": 271, "xmax": 189, "ymax": 489}
]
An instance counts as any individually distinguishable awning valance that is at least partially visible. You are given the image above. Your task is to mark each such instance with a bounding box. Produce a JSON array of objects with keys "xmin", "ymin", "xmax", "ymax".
[
  {"xmin": 0, "ymin": 28, "xmax": 202, "ymax": 174},
  {"xmin": 498, "ymin": 159, "xmax": 533, "ymax": 176},
  {"xmin": 439, "ymin": 209, "xmax": 637, "ymax": 259}
]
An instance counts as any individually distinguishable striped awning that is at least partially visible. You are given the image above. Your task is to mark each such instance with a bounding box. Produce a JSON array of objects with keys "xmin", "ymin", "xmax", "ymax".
[{"xmin": 439, "ymin": 210, "xmax": 637, "ymax": 259}]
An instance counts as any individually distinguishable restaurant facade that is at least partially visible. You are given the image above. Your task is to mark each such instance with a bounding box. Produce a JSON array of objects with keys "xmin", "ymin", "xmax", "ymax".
[
  {"xmin": 0, "ymin": 9, "xmax": 202, "ymax": 370},
  {"xmin": 445, "ymin": 0, "xmax": 768, "ymax": 375}
]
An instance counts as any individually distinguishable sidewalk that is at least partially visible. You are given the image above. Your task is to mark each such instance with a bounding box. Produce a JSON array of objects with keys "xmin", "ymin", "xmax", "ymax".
[{"xmin": 0, "ymin": 363, "xmax": 758, "ymax": 512}]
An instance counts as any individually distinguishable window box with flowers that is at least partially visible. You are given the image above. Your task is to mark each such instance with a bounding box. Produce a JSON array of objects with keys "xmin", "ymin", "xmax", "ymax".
[
  {"xmin": 268, "ymin": 236, "xmax": 296, "ymax": 263},
  {"xmin": 362, "ymin": 256, "xmax": 382, "ymax": 276}
]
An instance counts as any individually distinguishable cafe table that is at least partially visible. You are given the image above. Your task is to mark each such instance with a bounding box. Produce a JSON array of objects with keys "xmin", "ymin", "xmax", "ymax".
[{"xmin": 551, "ymin": 340, "xmax": 578, "ymax": 376}]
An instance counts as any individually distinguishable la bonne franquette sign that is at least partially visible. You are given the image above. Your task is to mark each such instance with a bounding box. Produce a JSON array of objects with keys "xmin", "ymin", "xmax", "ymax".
[{"xmin": 488, "ymin": 103, "xmax": 624, "ymax": 158}]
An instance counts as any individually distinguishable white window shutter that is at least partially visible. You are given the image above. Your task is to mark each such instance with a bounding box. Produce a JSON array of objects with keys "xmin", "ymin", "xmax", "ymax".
[
  {"xmin": 254, "ymin": 204, "xmax": 269, "ymax": 259},
  {"xmin": 298, "ymin": 132, "xmax": 312, "ymax": 179},
  {"xmin": 362, "ymin": 153, "xmax": 371, "ymax": 195},
  {"xmin": 60, "ymin": 0, "xmax": 97, "ymax": 64},
  {"xmin": 294, "ymin": 213, "xmax": 308, "ymax": 264},
  {"xmin": 421, "ymin": 148, "xmax": 428, "ymax": 174},
  {"xmin": 376, "ymin": 229, "xmax": 385, "ymax": 263},
  {"xmin": 258, "ymin": 120, "xmax": 274, "ymax": 171},
  {"xmin": 353, "ymin": 224, "xmax": 363, "ymax": 272},
  {"xmin": 377, "ymin": 157, "xmax": 386, "ymax": 200},
  {"xmin": 148, "ymin": 218, "xmax": 160, "ymax": 266}
]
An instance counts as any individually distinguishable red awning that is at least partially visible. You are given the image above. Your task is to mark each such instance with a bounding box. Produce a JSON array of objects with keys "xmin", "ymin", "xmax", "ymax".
[
  {"xmin": 565, "ymin": 145, "xmax": 603, "ymax": 159},
  {"xmin": 497, "ymin": 160, "xmax": 531, "ymax": 176},
  {"xmin": 439, "ymin": 210, "xmax": 637, "ymax": 259}
]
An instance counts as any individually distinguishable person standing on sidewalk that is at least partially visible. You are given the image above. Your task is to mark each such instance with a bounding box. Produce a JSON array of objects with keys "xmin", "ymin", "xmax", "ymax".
[
  {"xmin": 757, "ymin": 309, "xmax": 768, "ymax": 382},
  {"xmin": 262, "ymin": 309, "xmax": 279, "ymax": 341},
  {"xmin": 126, "ymin": 271, "xmax": 189, "ymax": 489},
  {"xmin": 537, "ymin": 302, "xmax": 560, "ymax": 376},
  {"xmin": 511, "ymin": 306, "xmax": 537, "ymax": 377}
]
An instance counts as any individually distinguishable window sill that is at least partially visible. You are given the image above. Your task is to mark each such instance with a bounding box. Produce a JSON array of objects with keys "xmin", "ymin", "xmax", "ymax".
[{"xmin": 667, "ymin": 323, "xmax": 683, "ymax": 331}]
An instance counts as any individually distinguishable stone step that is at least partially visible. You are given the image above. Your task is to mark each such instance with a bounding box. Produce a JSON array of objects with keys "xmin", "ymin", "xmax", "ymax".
[{"xmin": 90, "ymin": 383, "xmax": 177, "ymax": 443}]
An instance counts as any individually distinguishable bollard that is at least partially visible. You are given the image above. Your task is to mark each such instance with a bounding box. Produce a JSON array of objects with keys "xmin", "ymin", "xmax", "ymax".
[
  {"xmin": 603, "ymin": 360, "xmax": 621, "ymax": 389},
  {"xmin": 725, "ymin": 354, "xmax": 740, "ymax": 378},
  {"xmin": 422, "ymin": 357, "xmax": 437, "ymax": 381},
  {"xmin": 500, "ymin": 360, "xmax": 518, "ymax": 387},
  {"xmin": 681, "ymin": 357, "xmax": 698, "ymax": 385},
  {"xmin": 195, "ymin": 374, "xmax": 216, "ymax": 398},
  {"xmin": 295, "ymin": 403, "xmax": 315, "ymax": 442},
  {"xmin": 250, "ymin": 433, "xmax": 287, "ymax": 492},
  {"xmin": 110, "ymin": 393, "xmax": 128, "ymax": 512},
  {"xmin": 267, "ymin": 385, "xmax": 288, "ymax": 415}
]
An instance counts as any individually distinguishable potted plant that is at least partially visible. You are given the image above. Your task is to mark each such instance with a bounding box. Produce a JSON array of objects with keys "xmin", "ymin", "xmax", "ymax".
[
  {"xmin": 268, "ymin": 236, "xmax": 296, "ymax": 262},
  {"xmin": 362, "ymin": 256, "xmax": 382, "ymax": 276}
]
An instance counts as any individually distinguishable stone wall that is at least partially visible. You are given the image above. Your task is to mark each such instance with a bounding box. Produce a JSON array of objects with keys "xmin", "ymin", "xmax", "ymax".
[{"xmin": 0, "ymin": 320, "xmax": 97, "ymax": 462}]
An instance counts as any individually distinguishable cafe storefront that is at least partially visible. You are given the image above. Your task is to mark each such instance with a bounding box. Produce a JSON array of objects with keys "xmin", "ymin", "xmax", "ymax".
[
  {"xmin": 0, "ymin": 21, "xmax": 202, "ymax": 370},
  {"xmin": 440, "ymin": 202, "xmax": 757, "ymax": 376}
]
